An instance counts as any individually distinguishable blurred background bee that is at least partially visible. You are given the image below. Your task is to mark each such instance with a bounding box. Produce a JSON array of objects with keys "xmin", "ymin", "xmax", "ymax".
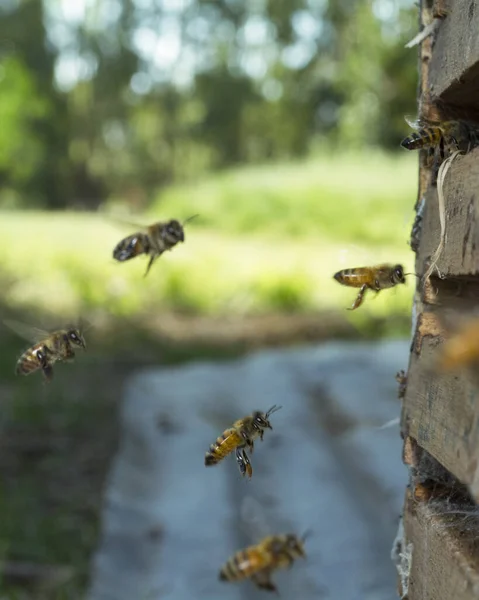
[
  {"xmin": 219, "ymin": 496, "xmax": 310, "ymax": 593},
  {"xmin": 4, "ymin": 320, "xmax": 86, "ymax": 382},
  {"xmin": 204, "ymin": 405, "xmax": 281, "ymax": 478},
  {"xmin": 400, "ymin": 117, "xmax": 479, "ymax": 162},
  {"xmin": 435, "ymin": 314, "xmax": 479, "ymax": 372},
  {"xmin": 333, "ymin": 263, "xmax": 407, "ymax": 311},
  {"xmin": 112, "ymin": 214, "xmax": 198, "ymax": 276}
]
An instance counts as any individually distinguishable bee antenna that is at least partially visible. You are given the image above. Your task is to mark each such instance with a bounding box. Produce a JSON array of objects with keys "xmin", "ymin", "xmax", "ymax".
[
  {"xmin": 78, "ymin": 316, "xmax": 93, "ymax": 333},
  {"xmin": 182, "ymin": 214, "xmax": 199, "ymax": 226},
  {"xmin": 301, "ymin": 528, "xmax": 313, "ymax": 543},
  {"xmin": 266, "ymin": 405, "xmax": 282, "ymax": 417},
  {"xmin": 405, "ymin": 272, "xmax": 420, "ymax": 278}
]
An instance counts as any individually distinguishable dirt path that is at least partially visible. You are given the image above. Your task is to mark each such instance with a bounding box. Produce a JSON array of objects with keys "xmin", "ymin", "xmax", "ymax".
[{"xmin": 88, "ymin": 340, "xmax": 408, "ymax": 600}]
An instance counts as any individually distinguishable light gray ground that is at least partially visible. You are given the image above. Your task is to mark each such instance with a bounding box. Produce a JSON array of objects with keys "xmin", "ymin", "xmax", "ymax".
[{"xmin": 87, "ymin": 340, "xmax": 409, "ymax": 600}]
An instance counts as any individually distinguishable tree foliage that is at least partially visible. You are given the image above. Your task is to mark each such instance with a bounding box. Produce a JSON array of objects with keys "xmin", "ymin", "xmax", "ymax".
[{"xmin": 0, "ymin": 0, "xmax": 417, "ymax": 209}]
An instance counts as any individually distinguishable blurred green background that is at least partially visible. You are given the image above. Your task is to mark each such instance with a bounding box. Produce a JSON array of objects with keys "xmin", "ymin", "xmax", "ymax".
[{"xmin": 0, "ymin": 0, "xmax": 418, "ymax": 597}]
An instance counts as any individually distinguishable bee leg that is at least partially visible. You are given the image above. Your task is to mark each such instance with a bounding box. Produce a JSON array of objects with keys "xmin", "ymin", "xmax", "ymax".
[
  {"xmin": 64, "ymin": 349, "xmax": 75, "ymax": 363},
  {"xmin": 144, "ymin": 255, "xmax": 157, "ymax": 277},
  {"xmin": 439, "ymin": 135, "xmax": 445, "ymax": 162},
  {"xmin": 424, "ymin": 147, "xmax": 435, "ymax": 169},
  {"xmin": 252, "ymin": 572, "xmax": 278, "ymax": 594},
  {"xmin": 347, "ymin": 284, "xmax": 367, "ymax": 311},
  {"xmin": 42, "ymin": 365, "xmax": 54, "ymax": 383},
  {"xmin": 241, "ymin": 431, "xmax": 255, "ymax": 453},
  {"xmin": 242, "ymin": 449, "xmax": 252, "ymax": 478},
  {"xmin": 235, "ymin": 447, "xmax": 252, "ymax": 478}
]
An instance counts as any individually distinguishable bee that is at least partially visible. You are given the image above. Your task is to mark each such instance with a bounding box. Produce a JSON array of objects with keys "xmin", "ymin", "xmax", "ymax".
[
  {"xmin": 204, "ymin": 405, "xmax": 282, "ymax": 478},
  {"xmin": 400, "ymin": 118, "xmax": 479, "ymax": 162},
  {"xmin": 333, "ymin": 264, "xmax": 406, "ymax": 310},
  {"xmin": 436, "ymin": 317, "xmax": 479, "ymax": 371},
  {"xmin": 219, "ymin": 533, "xmax": 308, "ymax": 593},
  {"xmin": 112, "ymin": 214, "xmax": 198, "ymax": 276},
  {"xmin": 4, "ymin": 320, "xmax": 86, "ymax": 382},
  {"xmin": 395, "ymin": 370, "xmax": 408, "ymax": 399}
]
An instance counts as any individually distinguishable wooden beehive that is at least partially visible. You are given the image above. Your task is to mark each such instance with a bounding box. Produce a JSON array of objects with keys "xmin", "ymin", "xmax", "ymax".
[{"xmin": 397, "ymin": 0, "xmax": 479, "ymax": 598}]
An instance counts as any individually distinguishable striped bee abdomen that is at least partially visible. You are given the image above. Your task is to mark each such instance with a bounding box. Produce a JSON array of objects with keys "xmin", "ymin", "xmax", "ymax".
[
  {"xmin": 400, "ymin": 127, "xmax": 442, "ymax": 150},
  {"xmin": 219, "ymin": 548, "xmax": 264, "ymax": 581},
  {"xmin": 16, "ymin": 345, "xmax": 46, "ymax": 375},
  {"xmin": 333, "ymin": 269, "xmax": 368, "ymax": 288},
  {"xmin": 204, "ymin": 428, "xmax": 241, "ymax": 466},
  {"xmin": 113, "ymin": 233, "xmax": 150, "ymax": 262}
]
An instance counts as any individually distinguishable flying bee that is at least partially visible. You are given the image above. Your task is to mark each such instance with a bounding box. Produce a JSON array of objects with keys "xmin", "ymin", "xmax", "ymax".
[
  {"xmin": 4, "ymin": 320, "xmax": 86, "ymax": 382},
  {"xmin": 400, "ymin": 117, "xmax": 479, "ymax": 162},
  {"xmin": 333, "ymin": 264, "xmax": 407, "ymax": 310},
  {"xmin": 204, "ymin": 405, "xmax": 282, "ymax": 478},
  {"xmin": 219, "ymin": 496, "xmax": 311, "ymax": 594},
  {"xmin": 112, "ymin": 214, "xmax": 199, "ymax": 276},
  {"xmin": 219, "ymin": 533, "xmax": 308, "ymax": 593},
  {"xmin": 435, "ymin": 316, "xmax": 479, "ymax": 372}
]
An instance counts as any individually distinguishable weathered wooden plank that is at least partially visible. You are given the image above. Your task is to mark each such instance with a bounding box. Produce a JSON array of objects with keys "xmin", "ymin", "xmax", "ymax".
[
  {"xmin": 403, "ymin": 327, "xmax": 479, "ymax": 501},
  {"xmin": 402, "ymin": 488, "xmax": 479, "ymax": 599},
  {"xmin": 429, "ymin": 0, "xmax": 479, "ymax": 115},
  {"xmin": 415, "ymin": 148, "xmax": 479, "ymax": 277}
]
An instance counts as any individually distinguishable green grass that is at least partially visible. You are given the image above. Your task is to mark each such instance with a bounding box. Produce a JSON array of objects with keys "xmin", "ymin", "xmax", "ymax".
[
  {"xmin": 0, "ymin": 151, "xmax": 417, "ymax": 324},
  {"xmin": 148, "ymin": 150, "xmax": 417, "ymax": 245}
]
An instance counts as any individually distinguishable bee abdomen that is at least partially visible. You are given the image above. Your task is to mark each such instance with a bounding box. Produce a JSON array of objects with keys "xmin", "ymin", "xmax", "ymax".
[
  {"xmin": 204, "ymin": 429, "xmax": 239, "ymax": 466},
  {"xmin": 219, "ymin": 551, "xmax": 250, "ymax": 582},
  {"xmin": 334, "ymin": 269, "xmax": 365, "ymax": 287},
  {"xmin": 113, "ymin": 234, "xmax": 150, "ymax": 262},
  {"xmin": 400, "ymin": 128, "xmax": 442, "ymax": 150},
  {"xmin": 204, "ymin": 451, "xmax": 219, "ymax": 466},
  {"xmin": 16, "ymin": 353, "xmax": 41, "ymax": 375},
  {"xmin": 333, "ymin": 269, "xmax": 348, "ymax": 283}
]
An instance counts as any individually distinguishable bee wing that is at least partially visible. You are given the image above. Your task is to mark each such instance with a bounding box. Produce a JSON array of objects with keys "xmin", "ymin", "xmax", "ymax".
[
  {"xmin": 335, "ymin": 245, "xmax": 368, "ymax": 270},
  {"xmin": 404, "ymin": 115, "xmax": 422, "ymax": 129},
  {"xmin": 240, "ymin": 496, "xmax": 272, "ymax": 542},
  {"xmin": 104, "ymin": 213, "xmax": 152, "ymax": 233},
  {"xmin": 66, "ymin": 315, "xmax": 93, "ymax": 334},
  {"xmin": 335, "ymin": 246, "xmax": 383, "ymax": 272},
  {"xmin": 3, "ymin": 319, "xmax": 50, "ymax": 343}
]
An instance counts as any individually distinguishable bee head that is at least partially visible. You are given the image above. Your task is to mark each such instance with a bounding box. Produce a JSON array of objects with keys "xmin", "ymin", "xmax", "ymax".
[
  {"xmin": 285, "ymin": 534, "xmax": 307, "ymax": 559},
  {"xmin": 253, "ymin": 405, "xmax": 282, "ymax": 430},
  {"xmin": 67, "ymin": 328, "xmax": 86, "ymax": 350},
  {"xmin": 392, "ymin": 264, "xmax": 405, "ymax": 285},
  {"xmin": 164, "ymin": 220, "xmax": 185, "ymax": 244}
]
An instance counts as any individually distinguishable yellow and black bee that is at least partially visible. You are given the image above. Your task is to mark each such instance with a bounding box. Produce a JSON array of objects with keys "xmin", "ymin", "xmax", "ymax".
[
  {"xmin": 333, "ymin": 264, "xmax": 406, "ymax": 310},
  {"xmin": 204, "ymin": 406, "xmax": 281, "ymax": 478},
  {"xmin": 5, "ymin": 320, "xmax": 86, "ymax": 382},
  {"xmin": 400, "ymin": 118, "xmax": 479, "ymax": 161},
  {"xmin": 219, "ymin": 533, "xmax": 307, "ymax": 593},
  {"xmin": 436, "ymin": 316, "xmax": 479, "ymax": 372},
  {"xmin": 112, "ymin": 215, "xmax": 198, "ymax": 276}
]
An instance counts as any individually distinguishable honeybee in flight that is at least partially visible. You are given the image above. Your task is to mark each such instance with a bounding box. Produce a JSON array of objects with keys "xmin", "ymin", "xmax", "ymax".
[
  {"xmin": 333, "ymin": 264, "xmax": 406, "ymax": 310},
  {"xmin": 400, "ymin": 117, "xmax": 479, "ymax": 161},
  {"xmin": 435, "ymin": 316, "xmax": 479, "ymax": 371},
  {"xmin": 219, "ymin": 497, "xmax": 310, "ymax": 593},
  {"xmin": 5, "ymin": 320, "xmax": 86, "ymax": 382},
  {"xmin": 219, "ymin": 533, "xmax": 308, "ymax": 593},
  {"xmin": 112, "ymin": 214, "xmax": 199, "ymax": 276},
  {"xmin": 204, "ymin": 405, "xmax": 281, "ymax": 478}
]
